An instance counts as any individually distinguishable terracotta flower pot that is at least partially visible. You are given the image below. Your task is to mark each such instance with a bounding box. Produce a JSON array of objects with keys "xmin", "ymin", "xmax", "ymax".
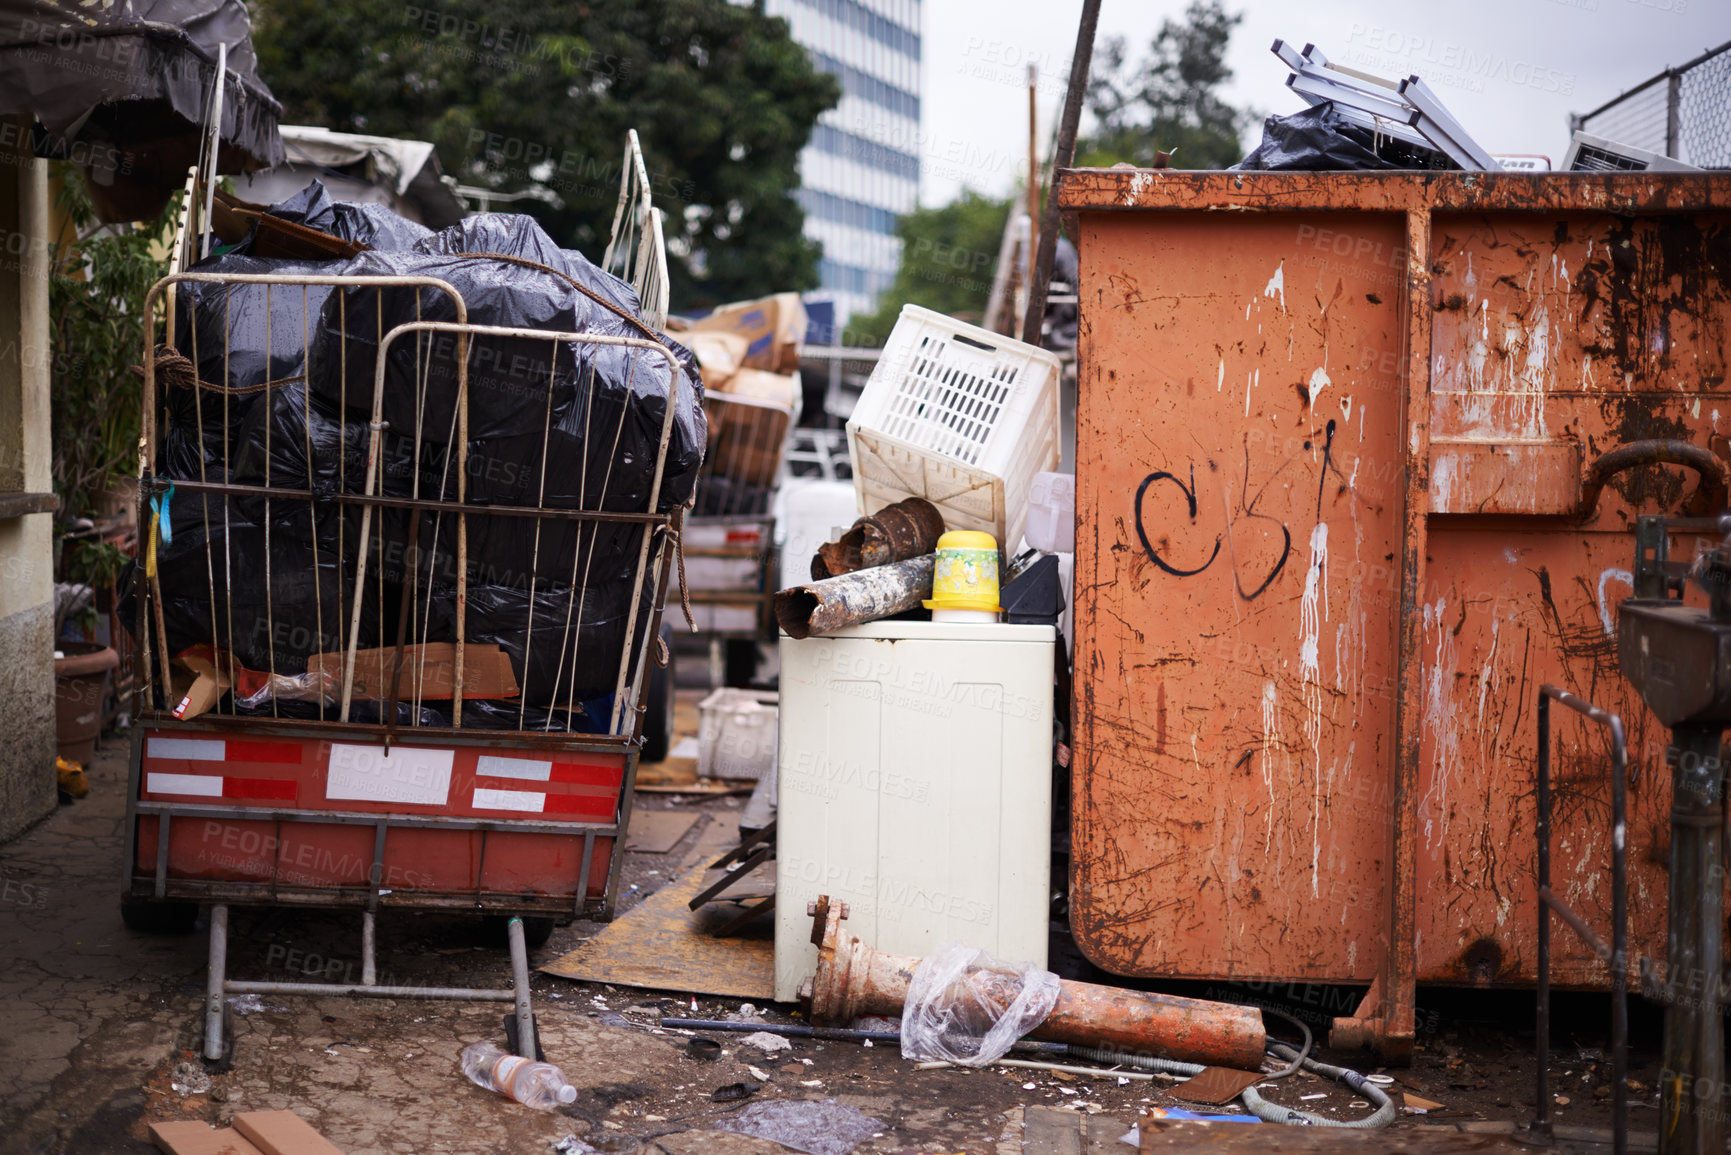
[{"xmin": 55, "ymin": 641, "xmax": 118, "ymax": 767}]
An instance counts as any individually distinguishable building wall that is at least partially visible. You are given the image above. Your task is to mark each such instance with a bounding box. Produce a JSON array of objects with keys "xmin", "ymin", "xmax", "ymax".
[
  {"xmin": 0, "ymin": 134, "xmax": 60, "ymax": 843},
  {"xmin": 764, "ymin": 0, "xmax": 922, "ymax": 326}
]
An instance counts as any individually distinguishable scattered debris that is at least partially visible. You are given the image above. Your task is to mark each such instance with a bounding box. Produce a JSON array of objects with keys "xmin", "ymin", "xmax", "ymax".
[
  {"xmin": 713, "ymin": 1099, "xmax": 885, "ymax": 1155},
  {"xmin": 711, "ymin": 1081, "xmax": 761, "ymax": 1102},
  {"xmin": 740, "ymin": 1031, "xmax": 793, "ymax": 1054},
  {"xmin": 169, "ymin": 1061, "xmax": 211, "ymax": 1096}
]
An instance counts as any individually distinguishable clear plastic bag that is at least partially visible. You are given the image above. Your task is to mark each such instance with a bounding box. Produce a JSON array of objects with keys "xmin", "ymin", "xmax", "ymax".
[{"xmin": 898, "ymin": 943, "xmax": 1061, "ymax": 1066}]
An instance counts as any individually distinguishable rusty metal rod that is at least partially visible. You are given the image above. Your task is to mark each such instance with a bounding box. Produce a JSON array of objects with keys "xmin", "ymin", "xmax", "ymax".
[
  {"xmin": 798, "ymin": 898, "xmax": 1266, "ymax": 1070},
  {"xmin": 1019, "ymin": 0, "xmax": 1101, "ymax": 345},
  {"xmin": 774, "ymin": 554, "xmax": 935, "ymax": 639}
]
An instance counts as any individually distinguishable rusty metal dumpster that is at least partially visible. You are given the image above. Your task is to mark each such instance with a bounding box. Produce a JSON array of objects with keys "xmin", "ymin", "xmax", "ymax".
[{"xmin": 1059, "ymin": 170, "xmax": 1731, "ymax": 1061}]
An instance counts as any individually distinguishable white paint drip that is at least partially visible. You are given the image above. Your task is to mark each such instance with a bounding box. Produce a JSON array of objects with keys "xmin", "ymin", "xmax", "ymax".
[
  {"xmin": 1418, "ymin": 598, "xmax": 1460, "ymax": 854},
  {"xmin": 1308, "ymin": 365, "xmax": 1332, "ymax": 409},
  {"xmin": 1260, "ymin": 680, "xmax": 1281, "ymax": 849},
  {"xmin": 1431, "ymin": 453, "xmax": 1457, "ymax": 511},
  {"xmin": 1597, "ymin": 568, "xmax": 1634, "ymax": 636},
  {"xmin": 1217, "ymin": 357, "xmax": 1225, "ymax": 392},
  {"xmin": 1245, "ymin": 369, "xmax": 1258, "ymax": 417},
  {"xmin": 1340, "ymin": 395, "xmax": 1353, "ymax": 426},
  {"xmin": 1264, "ymin": 262, "xmax": 1286, "ymax": 311},
  {"xmin": 1123, "ymin": 171, "xmax": 1152, "ymax": 207},
  {"xmin": 1299, "ymin": 521, "xmax": 1328, "ymax": 898}
]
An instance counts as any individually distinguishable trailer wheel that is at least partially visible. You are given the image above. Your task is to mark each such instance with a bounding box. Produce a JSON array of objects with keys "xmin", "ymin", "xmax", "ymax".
[
  {"xmin": 641, "ymin": 621, "xmax": 675, "ymax": 763},
  {"xmin": 121, "ymin": 895, "xmax": 199, "ymax": 934}
]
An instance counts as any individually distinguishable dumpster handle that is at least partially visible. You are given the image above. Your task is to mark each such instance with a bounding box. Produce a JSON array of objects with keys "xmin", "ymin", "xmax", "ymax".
[{"xmin": 1578, "ymin": 440, "xmax": 1728, "ymax": 520}]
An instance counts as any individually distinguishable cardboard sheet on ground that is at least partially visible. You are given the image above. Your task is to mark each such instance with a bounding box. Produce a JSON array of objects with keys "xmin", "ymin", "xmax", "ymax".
[
  {"xmin": 1169, "ymin": 1065, "xmax": 1264, "ymax": 1105},
  {"xmin": 540, "ymin": 862, "xmax": 774, "ymax": 999},
  {"xmin": 624, "ymin": 809, "xmax": 700, "ymax": 853}
]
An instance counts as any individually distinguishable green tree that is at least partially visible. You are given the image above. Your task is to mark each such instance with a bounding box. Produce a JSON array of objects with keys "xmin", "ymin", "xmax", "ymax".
[
  {"xmin": 251, "ymin": 0, "xmax": 839, "ymax": 309},
  {"xmin": 846, "ymin": 189, "xmax": 1011, "ymax": 347},
  {"xmin": 1078, "ymin": 0, "xmax": 1251, "ymax": 170}
]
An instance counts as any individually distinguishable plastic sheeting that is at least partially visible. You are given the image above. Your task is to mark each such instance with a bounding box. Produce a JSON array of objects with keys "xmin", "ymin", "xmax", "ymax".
[
  {"xmin": 898, "ymin": 943, "xmax": 1061, "ymax": 1067},
  {"xmin": 309, "ymin": 214, "xmax": 705, "ymax": 514}
]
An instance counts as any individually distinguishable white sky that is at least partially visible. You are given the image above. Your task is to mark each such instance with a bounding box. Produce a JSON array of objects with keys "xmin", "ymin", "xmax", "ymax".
[{"xmin": 918, "ymin": 0, "xmax": 1730, "ymax": 205}]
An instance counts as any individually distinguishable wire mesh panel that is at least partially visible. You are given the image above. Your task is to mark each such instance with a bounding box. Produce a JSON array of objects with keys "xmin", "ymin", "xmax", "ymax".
[
  {"xmin": 135, "ymin": 272, "xmax": 695, "ymax": 741},
  {"xmin": 1577, "ymin": 41, "xmax": 1731, "ymax": 167}
]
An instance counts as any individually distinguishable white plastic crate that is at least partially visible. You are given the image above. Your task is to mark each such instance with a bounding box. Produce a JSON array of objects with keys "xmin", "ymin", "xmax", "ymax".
[
  {"xmin": 697, "ymin": 688, "xmax": 778, "ymax": 780},
  {"xmin": 846, "ymin": 305, "xmax": 1062, "ymax": 550}
]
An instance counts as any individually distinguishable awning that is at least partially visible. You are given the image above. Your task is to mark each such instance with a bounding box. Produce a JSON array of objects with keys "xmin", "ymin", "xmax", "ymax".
[{"xmin": 0, "ymin": 0, "xmax": 284, "ymax": 221}]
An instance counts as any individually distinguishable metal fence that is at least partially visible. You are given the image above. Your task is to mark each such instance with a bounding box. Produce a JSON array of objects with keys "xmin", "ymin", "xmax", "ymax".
[{"xmin": 1572, "ymin": 39, "xmax": 1731, "ymax": 168}]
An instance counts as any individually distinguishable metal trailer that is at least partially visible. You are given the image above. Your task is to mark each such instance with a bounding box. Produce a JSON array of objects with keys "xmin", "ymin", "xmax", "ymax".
[
  {"xmin": 122, "ymin": 270, "xmax": 685, "ymax": 1060},
  {"xmin": 1057, "ymin": 169, "xmax": 1731, "ymax": 1061}
]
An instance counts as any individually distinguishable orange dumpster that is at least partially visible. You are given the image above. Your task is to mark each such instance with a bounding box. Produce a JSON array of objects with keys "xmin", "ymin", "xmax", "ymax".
[{"xmin": 1059, "ymin": 170, "xmax": 1731, "ymax": 1061}]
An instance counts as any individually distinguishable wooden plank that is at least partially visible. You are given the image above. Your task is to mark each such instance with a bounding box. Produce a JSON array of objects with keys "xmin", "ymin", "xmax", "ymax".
[
  {"xmin": 233, "ymin": 1111, "xmax": 345, "ymax": 1155},
  {"xmin": 149, "ymin": 1121, "xmax": 266, "ymax": 1155},
  {"xmin": 625, "ymin": 809, "xmax": 701, "ymax": 853}
]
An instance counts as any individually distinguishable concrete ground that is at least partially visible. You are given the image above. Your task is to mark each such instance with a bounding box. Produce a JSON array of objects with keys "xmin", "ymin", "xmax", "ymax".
[{"xmin": 0, "ymin": 713, "xmax": 1664, "ymax": 1155}]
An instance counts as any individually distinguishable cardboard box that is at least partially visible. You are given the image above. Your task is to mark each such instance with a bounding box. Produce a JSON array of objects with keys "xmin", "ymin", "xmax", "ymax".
[
  {"xmin": 305, "ymin": 643, "xmax": 519, "ymax": 701},
  {"xmin": 682, "ymin": 330, "xmax": 749, "ymax": 390},
  {"xmin": 687, "ymin": 292, "xmax": 807, "ymax": 373},
  {"xmin": 707, "ymin": 371, "xmax": 797, "ymax": 487}
]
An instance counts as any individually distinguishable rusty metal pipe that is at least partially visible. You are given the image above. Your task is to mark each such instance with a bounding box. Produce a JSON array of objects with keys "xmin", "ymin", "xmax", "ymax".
[
  {"xmin": 796, "ymin": 898, "xmax": 1266, "ymax": 1070},
  {"xmin": 774, "ymin": 555, "xmax": 935, "ymax": 640},
  {"xmin": 813, "ymin": 498, "xmax": 946, "ymax": 579}
]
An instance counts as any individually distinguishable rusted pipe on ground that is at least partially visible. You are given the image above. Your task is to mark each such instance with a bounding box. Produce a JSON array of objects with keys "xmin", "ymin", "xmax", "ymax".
[
  {"xmin": 774, "ymin": 554, "xmax": 934, "ymax": 640},
  {"xmin": 813, "ymin": 498, "xmax": 946, "ymax": 579},
  {"xmin": 796, "ymin": 897, "xmax": 1267, "ymax": 1070}
]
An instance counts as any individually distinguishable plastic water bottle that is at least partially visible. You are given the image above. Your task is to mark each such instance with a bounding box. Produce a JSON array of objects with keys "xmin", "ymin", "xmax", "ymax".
[{"xmin": 460, "ymin": 1040, "xmax": 577, "ymax": 1110}]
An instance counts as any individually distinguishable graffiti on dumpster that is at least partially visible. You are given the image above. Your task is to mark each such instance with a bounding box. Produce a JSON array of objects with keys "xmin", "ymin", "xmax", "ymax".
[{"xmin": 1133, "ymin": 427, "xmax": 1365, "ymax": 602}]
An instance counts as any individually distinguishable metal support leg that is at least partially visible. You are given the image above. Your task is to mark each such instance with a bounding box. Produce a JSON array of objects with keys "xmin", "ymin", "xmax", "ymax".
[
  {"xmin": 362, "ymin": 908, "xmax": 377, "ymax": 987},
  {"xmin": 204, "ymin": 904, "xmax": 229, "ymax": 1061},
  {"xmin": 507, "ymin": 917, "xmax": 536, "ymax": 1059},
  {"xmin": 1661, "ymin": 724, "xmax": 1726, "ymax": 1155}
]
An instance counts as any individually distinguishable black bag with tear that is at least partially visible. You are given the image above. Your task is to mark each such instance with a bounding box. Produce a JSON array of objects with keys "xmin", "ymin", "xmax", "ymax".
[
  {"xmin": 307, "ymin": 214, "xmax": 706, "ymax": 516},
  {"xmin": 1232, "ymin": 102, "xmax": 1456, "ymax": 171}
]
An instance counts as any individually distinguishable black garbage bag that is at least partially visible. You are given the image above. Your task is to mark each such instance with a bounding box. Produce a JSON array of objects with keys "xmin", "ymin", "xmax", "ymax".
[
  {"xmin": 252, "ymin": 180, "xmax": 433, "ymax": 251},
  {"xmin": 118, "ymin": 496, "xmax": 377, "ymax": 675},
  {"xmin": 156, "ymin": 253, "xmax": 367, "ymax": 482},
  {"xmin": 1233, "ymin": 102, "xmax": 1456, "ymax": 171},
  {"xmin": 308, "ymin": 214, "xmax": 705, "ymax": 515},
  {"xmin": 423, "ymin": 573, "xmax": 653, "ymax": 709}
]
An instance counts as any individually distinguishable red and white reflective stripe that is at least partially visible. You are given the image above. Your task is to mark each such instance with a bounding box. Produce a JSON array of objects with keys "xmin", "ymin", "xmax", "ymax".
[
  {"xmin": 474, "ymin": 755, "xmax": 619, "ymax": 787},
  {"xmin": 146, "ymin": 772, "xmax": 296, "ymax": 801},
  {"xmin": 146, "ymin": 737, "xmax": 225, "ymax": 761},
  {"xmin": 471, "ymin": 787, "xmax": 612, "ymax": 818},
  {"xmin": 144, "ymin": 736, "xmax": 301, "ymax": 764}
]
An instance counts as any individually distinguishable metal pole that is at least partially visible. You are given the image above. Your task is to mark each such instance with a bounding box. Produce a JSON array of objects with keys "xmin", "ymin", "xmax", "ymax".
[
  {"xmin": 1611, "ymin": 716, "xmax": 1629, "ymax": 1155},
  {"xmin": 507, "ymin": 917, "xmax": 537, "ymax": 1059},
  {"xmin": 1026, "ymin": 63, "xmax": 1040, "ymax": 341},
  {"xmin": 1534, "ymin": 694, "xmax": 1552, "ymax": 1141},
  {"xmin": 1019, "ymin": 0, "xmax": 1102, "ymax": 347},
  {"xmin": 1666, "ymin": 71, "xmax": 1682, "ymax": 160},
  {"xmin": 204, "ymin": 904, "xmax": 229, "ymax": 1061},
  {"xmin": 361, "ymin": 909, "xmax": 377, "ymax": 987},
  {"xmin": 1660, "ymin": 724, "xmax": 1726, "ymax": 1155}
]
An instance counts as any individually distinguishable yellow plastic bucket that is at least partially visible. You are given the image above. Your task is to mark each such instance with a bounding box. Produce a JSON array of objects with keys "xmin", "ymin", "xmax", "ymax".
[{"xmin": 923, "ymin": 530, "xmax": 1002, "ymax": 614}]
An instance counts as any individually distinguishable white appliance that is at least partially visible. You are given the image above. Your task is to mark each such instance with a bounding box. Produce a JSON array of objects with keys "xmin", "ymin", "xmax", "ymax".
[
  {"xmin": 774, "ymin": 620, "xmax": 1055, "ymax": 1002},
  {"xmin": 1562, "ymin": 130, "xmax": 1701, "ymax": 173}
]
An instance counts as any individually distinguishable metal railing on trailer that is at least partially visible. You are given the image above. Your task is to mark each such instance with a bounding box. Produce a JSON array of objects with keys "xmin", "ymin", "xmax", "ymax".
[{"xmin": 123, "ymin": 268, "xmax": 686, "ymax": 1060}]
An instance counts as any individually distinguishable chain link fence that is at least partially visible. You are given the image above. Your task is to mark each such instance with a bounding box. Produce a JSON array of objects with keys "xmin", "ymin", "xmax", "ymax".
[{"xmin": 1572, "ymin": 39, "xmax": 1730, "ymax": 168}]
